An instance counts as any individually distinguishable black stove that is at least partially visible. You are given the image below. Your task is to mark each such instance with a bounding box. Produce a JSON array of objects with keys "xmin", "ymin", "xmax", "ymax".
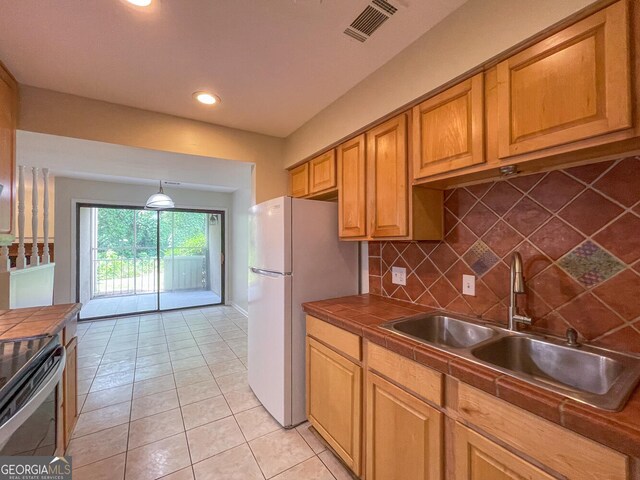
[
  {"xmin": 0, "ymin": 336, "xmax": 59, "ymax": 407},
  {"xmin": 0, "ymin": 335, "xmax": 64, "ymax": 456}
]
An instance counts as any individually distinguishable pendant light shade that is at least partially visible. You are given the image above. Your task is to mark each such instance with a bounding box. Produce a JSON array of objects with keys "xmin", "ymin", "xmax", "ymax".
[{"xmin": 146, "ymin": 181, "xmax": 175, "ymax": 210}]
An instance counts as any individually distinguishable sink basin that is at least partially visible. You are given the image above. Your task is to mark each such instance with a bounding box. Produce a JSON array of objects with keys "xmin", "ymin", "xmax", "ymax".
[
  {"xmin": 472, "ymin": 336, "xmax": 640, "ymax": 411},
  {"xmin": 382, "ymin": 315, "xmax": 497, "ymax": 349},
  {"xmin": 381, "ymin": 311, "xmax": 640, "ymax": 410}
]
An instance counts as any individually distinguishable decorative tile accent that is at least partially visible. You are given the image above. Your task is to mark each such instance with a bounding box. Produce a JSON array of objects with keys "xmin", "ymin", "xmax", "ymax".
[
  {"xmin": 463, "ymin": 241, "xmax": 499, "ymax": 276},
  {"xmin": 559, "ymin": 241, "xmax": 624, "ymax": 287},
  {"xmin": 369, "ymin": 156, "xmax": 640, "ymax": 354}
]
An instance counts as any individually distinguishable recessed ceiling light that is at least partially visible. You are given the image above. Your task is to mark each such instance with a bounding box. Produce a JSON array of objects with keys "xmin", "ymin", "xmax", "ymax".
[
  {"xmin": 126, "ymin": 0, "xmax": 152, "ymax": 6},
  {"xmin": 193, "ymin": 91, "xmax": 220, "ymax": 105}
]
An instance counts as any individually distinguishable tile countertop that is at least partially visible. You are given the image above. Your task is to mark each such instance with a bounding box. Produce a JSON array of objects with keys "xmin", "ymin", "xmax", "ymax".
[
  {"xmin": 0, "ymin": 304, "xmax": 81, "ymax": 341},
  {"xmin": 302, "ymin": 294, "xmax": 640, "ymax": 459}
]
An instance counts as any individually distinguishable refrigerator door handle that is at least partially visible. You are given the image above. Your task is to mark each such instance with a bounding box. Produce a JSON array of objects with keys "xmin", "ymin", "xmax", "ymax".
[{"xmin": 250, "ymin": 267, "xmax": 291, "ymax": 278}]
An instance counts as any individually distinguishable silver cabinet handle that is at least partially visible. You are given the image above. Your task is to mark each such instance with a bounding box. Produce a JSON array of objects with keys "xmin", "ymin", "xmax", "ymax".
[{"xmin": 250, "ymin": 267, "xmax": 289, "ymax": 277}]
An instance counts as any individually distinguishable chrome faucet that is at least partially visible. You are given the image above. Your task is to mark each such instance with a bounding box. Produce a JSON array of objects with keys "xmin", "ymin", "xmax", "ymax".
[{"xmin": 508, "ymin": 252, "xmax": 532, "ymax": 331}]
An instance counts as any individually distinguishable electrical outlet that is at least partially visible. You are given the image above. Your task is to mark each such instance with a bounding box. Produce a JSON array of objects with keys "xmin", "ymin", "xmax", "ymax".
[
  {"xmin": 392, "ymin": 266, "xmax": 407, "ymax": 286},
  {"xmin": 462, "ymin": 274, "xmax": 476, "ymax": 296}
]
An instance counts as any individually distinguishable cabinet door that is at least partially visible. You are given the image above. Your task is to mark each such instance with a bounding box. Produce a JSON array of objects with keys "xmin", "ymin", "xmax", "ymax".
[
  {"xmin": 366, "ymin": 372, "xmax": 442, "ymax": 480},
  {"xmin": 290, "ymin": 163, "xmax": 309, "ymax": 197},
  {"xmin": 454, "ymin": 423, "xmax": 554, "ymax": 480},
  {"xmin": 413, "ymin": 74, "xmax": 484, "ymax": 179},
  {"xmin": 338, "ymin": 135, "xmax": 367, "ymax": 238},
  {"xmin": 367, "ymin": 114, "xmax": 408, "ymax": 238},
  {"xmin": 63, "ymin": 336, "xmax": 78, "ymax": 448},
  {"xmin": 306, "ymin": 336, "xmax": 361, "ymax": 475},
  {"xmin": 309, "ymin": 150, "xmax": 336, "ymax": 194},
  {"xmin": 497, "ymin": 1, "xmax": 631, "ymax": 158},
  {"xmin": 0, "ymin": 64, "xmax": 17, "ymax": 234}
]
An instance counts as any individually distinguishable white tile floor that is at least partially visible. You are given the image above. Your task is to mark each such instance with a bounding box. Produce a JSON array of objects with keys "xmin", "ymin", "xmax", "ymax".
[
  {"xmin": 71, "ymin": 306, "xmax": 354, "ymax": 480},
  {"xmin": 79, "ymin": 291, "xmax": 222, "ymax": 319}
]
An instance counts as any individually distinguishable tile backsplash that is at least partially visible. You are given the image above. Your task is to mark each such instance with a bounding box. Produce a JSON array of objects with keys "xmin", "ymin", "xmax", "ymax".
[{"xmin": 369, "ymin": 156, "xmax": 640, "ymax": 354}]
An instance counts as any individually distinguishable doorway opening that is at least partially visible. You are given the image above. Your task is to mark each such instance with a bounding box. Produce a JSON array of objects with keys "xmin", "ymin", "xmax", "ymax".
[{"xmin": 76, "ymin": 204, "xmax": 225, "ymax": 320}]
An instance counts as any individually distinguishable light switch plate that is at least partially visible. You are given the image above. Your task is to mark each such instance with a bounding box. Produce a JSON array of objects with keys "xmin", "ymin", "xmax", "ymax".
[
  {"xmin": 462, "ymin": 274, "xmax": 476, "ymax": 296},
  {"xmin": 392, "ymin": 266, "xmax": 407, "ymax": 286}
]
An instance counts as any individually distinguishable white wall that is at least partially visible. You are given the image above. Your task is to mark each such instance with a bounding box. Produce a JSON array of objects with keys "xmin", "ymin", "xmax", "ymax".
[
  {"xmin": 54, "ymin": 177, "xmax": 235, "ymax": 308},
  {"xmin": 283, "ymin": 0, "xmax": 599, "ymax": 166},
  {"xmin": 19, "ymin": 87, "xmax": 287, "ymax": 203},
  {"xmin": 231, "ymin": 186, "xmax": 252, "ymax": 315}
]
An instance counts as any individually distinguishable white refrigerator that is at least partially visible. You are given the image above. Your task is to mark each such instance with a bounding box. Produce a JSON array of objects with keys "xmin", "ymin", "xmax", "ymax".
[{"xmin": 248, "ymin": 196, "xmax": 359, "ymax": 427}]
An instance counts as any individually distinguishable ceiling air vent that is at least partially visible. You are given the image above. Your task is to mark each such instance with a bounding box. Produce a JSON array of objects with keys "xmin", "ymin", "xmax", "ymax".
[{"xmin": 344, "ymin": 0, "xmax": 398, "ymax": 43}]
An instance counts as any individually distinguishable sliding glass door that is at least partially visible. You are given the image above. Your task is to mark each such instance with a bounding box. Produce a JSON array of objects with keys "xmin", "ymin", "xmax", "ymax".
[
  {"xmin": 77, "ymin": 204, "xmax": 224, "ymax": 320},
  {"xmin": 158, "ymin": 210, "xmax": 223, "ymax": 310}
]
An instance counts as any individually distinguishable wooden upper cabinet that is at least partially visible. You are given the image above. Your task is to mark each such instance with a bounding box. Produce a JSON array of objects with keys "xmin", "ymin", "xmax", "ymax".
[
  {"xmin": 309, "ymin": 150, "xmax": 336, "ymax": 194},
  {"xmin": 413, "ymin": 74, "xmax": 484, "ymax": 179},
  {"xmin": 0, "ymin": 62, "xmax": 17, "ymax": 234},
  {"xmin": 497, "ymin": 1, "xmax": 631, "ymax": 158},
  {"xmin": 366, "ymin": 372, "xmax": 442, "ymax": 480},
  {"xmin": 289, "ymin": 163, "xmax": 309, "ymax": 198},
  {"xmin": 367, "ymin": 114, "xmax": 408, "ymax": 238},
  {"xmin": 338, "ymin": 135, "xmax": 366, "ymax": 238},
  {"xmin": 454, "ymin": 423, "xmax": 553, "ymax": 480}
]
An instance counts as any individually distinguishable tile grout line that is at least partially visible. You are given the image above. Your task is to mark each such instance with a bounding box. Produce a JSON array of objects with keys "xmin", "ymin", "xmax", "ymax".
[{"xmin": 74, "ymin": 307, "xmax": 283, "ymax": 478}]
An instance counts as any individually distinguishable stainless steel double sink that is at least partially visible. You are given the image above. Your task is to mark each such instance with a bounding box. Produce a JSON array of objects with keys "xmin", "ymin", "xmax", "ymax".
[{"xmin": 381, "ymin": 314, "xmax": 640, "ymax": 411}]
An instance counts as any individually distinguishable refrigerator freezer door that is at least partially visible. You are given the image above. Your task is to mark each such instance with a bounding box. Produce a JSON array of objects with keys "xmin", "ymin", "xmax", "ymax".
[
  {"xmin": 249, "ymin": 196, "xmax": 291, "ymax": 274},
  {"xmin": 247, "ymin": 268, "xmax": 292, "ymax": 427}
]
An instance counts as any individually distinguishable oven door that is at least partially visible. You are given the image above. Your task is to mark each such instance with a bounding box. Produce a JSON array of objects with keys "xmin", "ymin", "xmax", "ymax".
[{"xmin": 0, "ymin": 345, "xmax": 66, "ymax": 455}]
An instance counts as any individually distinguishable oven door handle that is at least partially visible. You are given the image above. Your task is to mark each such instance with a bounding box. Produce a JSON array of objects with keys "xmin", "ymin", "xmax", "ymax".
[{"xmin": 0, "ymin": 345, "xmax": 66, "ymax": 449}]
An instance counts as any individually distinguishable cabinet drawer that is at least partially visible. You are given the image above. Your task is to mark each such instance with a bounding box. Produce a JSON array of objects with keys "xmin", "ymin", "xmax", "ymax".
[
  {"xmin": 457, "ymin": 383, "xmax": 628, "ymax": 480},
  {"xmin": 366, "ymin": 342, "xmax": 442, "ymax": 406},
  {"xmin": 306, "ymin": 315, "xmax": 361, "ymax": 361}
]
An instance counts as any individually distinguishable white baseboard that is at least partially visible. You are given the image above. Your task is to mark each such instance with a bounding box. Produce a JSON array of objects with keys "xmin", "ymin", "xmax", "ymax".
[{"xmin": 231, "ymin": 303, "xmax": 248, "ymax": 317}]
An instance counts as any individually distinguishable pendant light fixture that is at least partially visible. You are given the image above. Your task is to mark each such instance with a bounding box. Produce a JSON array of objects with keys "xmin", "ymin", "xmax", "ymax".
[{"xmin": 145, "ymin": 181, "xmax": 175, "ymax": 210}]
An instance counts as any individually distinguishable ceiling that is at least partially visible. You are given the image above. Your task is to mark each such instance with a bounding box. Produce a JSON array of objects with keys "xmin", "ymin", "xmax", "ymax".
[
  {"xmin": 0, "ymin": 0, "xmax": 465, "ymax": 137},
  {"xmin": 17, "ymin": 131, "xmax": 252, "ymax": 193}
]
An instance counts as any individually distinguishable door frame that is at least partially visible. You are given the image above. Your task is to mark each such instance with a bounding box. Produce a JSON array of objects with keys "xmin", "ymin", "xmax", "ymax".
[{"xmin": 74, "ymin": 202, "xmax": 226, "ymax": 320}]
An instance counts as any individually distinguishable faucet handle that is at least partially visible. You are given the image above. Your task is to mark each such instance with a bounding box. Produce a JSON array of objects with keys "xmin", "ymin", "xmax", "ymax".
[
  {"xmin": 566, "ymin": 328, "xmax": 579, "ymax": 347},
  {"xmin": 512, "ymin": 313, "xmax": 532, "ymax": 326}
]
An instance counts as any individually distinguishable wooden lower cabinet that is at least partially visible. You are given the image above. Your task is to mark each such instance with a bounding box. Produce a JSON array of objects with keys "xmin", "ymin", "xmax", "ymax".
[
  {"xmin": 306, "ymin": 336, "xmax": 362, "ymax": 475},
  {"xmin": 454, "ymin": 423, "xmax": 553, "ymax": 480},
  {"xmin": 366, "ymin": 372, "xmax": 442, "ymax": 480},
  {"xmin": 63, "ymin": 336, "xmax": 78, "ymax": 449},
  {"xmin": 305, "ymin": 320, "xmax": 631, "ymax": 480}
]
